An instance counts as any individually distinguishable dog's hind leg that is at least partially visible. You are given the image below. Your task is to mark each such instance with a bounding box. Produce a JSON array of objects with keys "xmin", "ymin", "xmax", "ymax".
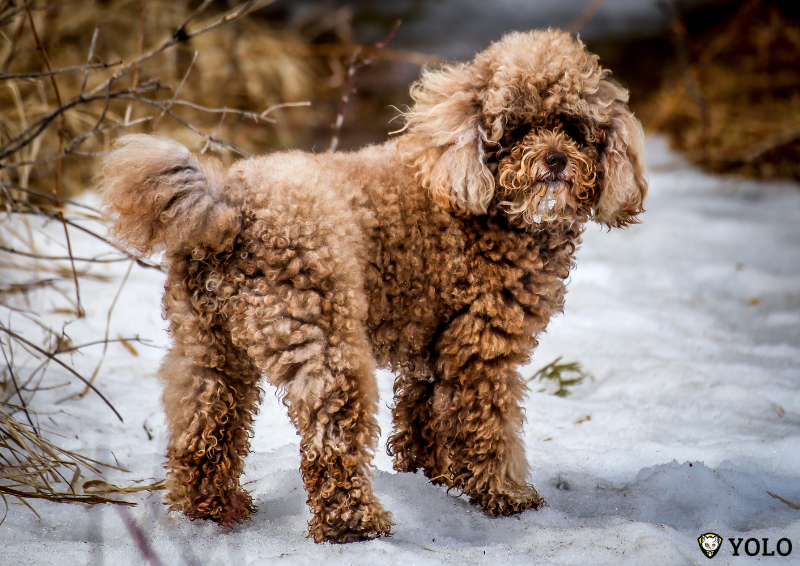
[
  {"xmin": 226, "ymin": 226, "xmax": 392, "ymax": 543},
  {"xmin": 160, "ymin": 318, "xmax": 262, "ymax": 526}
]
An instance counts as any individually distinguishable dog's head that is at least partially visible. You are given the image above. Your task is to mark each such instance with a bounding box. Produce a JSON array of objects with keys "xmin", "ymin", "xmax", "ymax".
[{"xmin": 399, "ymin": 29, "xmax": 647, "ymax": 228}]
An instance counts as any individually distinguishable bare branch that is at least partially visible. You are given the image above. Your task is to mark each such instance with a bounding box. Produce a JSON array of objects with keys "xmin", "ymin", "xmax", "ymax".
[
  {"xmin": 24, "ymin": 6, "xmax": 84, "ymax": 316},
  {"xmin": 123, "ymin": 0, "xmax": 148, "ymax": 126},
  {"xmin": 329, "ymin": 20, "xmax": 401, "ymax": 152},
  {"xmin": 116, "ymin": 93, "xmax": 253, "ymax": 157},
  {"xmin": 0, "ymin": 0, "xmax": 36, "ymax": 28},
  {"xmin": 54, "ymin": 336, "xmax": 154, "ymax": 355},
  {"xmin": 172, "ymin": 99, "xmax": 311, "ymax": 124},
  {"xmin": 0, "ymin": 245, "xmax": 129, "ymax": 264},
  {"xmin": 0, "ymin": 82, "xmax": 165, "ymax": 161},
  {"xmin": 64, "ymin": 80, "xmax": 114, "ymax": 155},
  {"xmin": 31, "ymin": 210, "xmax": 163, "ymax": 271},
  {"xmin": 0, "ymin": 181, "xmax": 101, "ymax": 213},
  {"xmin": 80, "ymin": 27, "xmax": 101, "ymax": 97},
  {"xmin": 2, "ymin": 118, "xmax": 152, "ymax": 170},
  {"xmin": 0, "ymin": 324, "xmax": 123, "ymax": 422},
  {"xmin": 0, "ymin": 340, "xmax": 37, "ymax": 436},
  {"xmin": 88, "ymin": 0, "xmax": 260, "ymax": 96},
  {"xmin": 71, "ymin": 260, "xmax": 134, "ymax": 401},
  {"xmin": 177, "ymin": 0, "xmax": 214, "ymax": 34},
  {"xmin": 0, "ymin": 60, "xmax": 121, "ymax": 80},
  {"xmin": 150, "ymin": 50, "xmax": 198, "ymax": 131}
]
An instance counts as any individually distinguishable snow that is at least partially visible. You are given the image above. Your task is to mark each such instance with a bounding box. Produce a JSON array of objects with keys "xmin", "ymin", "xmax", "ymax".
[{"xmin": 2, "ymin": 135, "xmax": 799, "ymax": 565}]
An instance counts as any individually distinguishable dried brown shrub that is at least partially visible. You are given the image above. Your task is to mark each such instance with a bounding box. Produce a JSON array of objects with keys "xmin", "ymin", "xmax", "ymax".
[
  {"xmin": 642, "ymin": 1, "xmax": 800, "ymax": 180},
  {"xmin": 0, "ymin": 0, "xmax": 314, "ymax": 199}
]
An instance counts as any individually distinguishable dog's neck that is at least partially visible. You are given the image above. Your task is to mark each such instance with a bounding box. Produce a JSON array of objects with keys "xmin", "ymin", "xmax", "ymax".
[{"xmin": 482, "ymin": 201, "xmax": 590, "ymax": 235}]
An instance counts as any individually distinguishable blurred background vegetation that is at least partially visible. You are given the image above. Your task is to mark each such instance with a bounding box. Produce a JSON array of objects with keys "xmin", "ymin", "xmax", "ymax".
[
  {"xmin": 2, "ymin": 0, "xmax": 799, "ymax": 199},
  {"xmin": 1, "ymin": 0, "xmax": 798, "ymax": 512}
]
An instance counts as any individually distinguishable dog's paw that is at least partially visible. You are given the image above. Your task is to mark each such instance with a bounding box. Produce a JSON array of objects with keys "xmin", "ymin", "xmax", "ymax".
[
  {"xmin": 184, "ymin": 489, "xmax": 256, "ymax": 527},
  {"xmin": 215, "ymin": 490, "xmax": 257, "ymax": 527},
  {"xmin": 470, "ymin": 482, "xmax": 545, "ymax": 517},
  {"xmin": 391, "ymin": 451, "xmax": 423, "ymax": 474},
  {"xmin": 310, "ymin": 500, "xmax": 393, "ymax": 544},
  {"xmin": 328, "ymin": 529, "xmax": 385, "ymax": 544}
]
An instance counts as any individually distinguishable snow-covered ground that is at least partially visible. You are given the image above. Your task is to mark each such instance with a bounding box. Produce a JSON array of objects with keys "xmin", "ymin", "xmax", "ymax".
[{"xmin": 1, "ymin": 136, "xmax": 799, "ymax": 565}]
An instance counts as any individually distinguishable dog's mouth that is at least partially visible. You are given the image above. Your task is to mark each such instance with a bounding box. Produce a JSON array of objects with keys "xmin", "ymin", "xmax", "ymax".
[{"xmin": 499, "ymin": 179, "xmax": 571, "ymax": 224}]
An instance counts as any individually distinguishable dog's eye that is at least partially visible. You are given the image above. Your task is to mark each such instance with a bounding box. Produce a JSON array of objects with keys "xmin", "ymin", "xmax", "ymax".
[
  {"xmin": 509, "ymin": 123, "xmax": 532, "ymax": 140},
  {"xmin": 558, "ymin": 117, "xmax": 585, "ymax": 146}
]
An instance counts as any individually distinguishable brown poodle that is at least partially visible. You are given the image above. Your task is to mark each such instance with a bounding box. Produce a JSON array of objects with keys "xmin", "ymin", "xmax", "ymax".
[{"xmin": 97, "ymin": 29, "xmax": 646, "ymax": 543}]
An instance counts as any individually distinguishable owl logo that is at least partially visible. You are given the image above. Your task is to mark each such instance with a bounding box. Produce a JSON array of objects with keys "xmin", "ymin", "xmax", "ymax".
[{"xmin": 698, "ymin": 533, "xmax": 723, "ymax": 559}]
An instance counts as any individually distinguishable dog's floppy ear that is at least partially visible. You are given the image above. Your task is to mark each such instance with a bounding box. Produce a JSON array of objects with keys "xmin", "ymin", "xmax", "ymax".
[
  {"xmin": 398, "ymin": 64, "xmax": 494, "ymax": 215},
  {"xmin": 592, "ymin": 80, "xmax": 648, "ymax": 228}
]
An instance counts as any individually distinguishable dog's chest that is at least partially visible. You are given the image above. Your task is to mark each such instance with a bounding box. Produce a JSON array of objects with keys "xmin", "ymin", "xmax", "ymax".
[{"xmin": 364, "ymin": 208, "xmax": 576, "ymax": 366}]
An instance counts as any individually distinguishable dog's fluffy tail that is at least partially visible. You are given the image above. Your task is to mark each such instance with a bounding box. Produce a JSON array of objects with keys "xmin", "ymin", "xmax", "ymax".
[{"xmin": 97, "ymin": 134, "xmax": 241, "ymax": 255}]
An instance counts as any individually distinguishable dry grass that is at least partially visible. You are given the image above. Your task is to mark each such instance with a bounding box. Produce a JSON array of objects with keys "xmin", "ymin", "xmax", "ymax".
[
  {"xmin": 0, "ymin": 402, "xmax": 138, "ymax": 519},
  {"xmin": 0, "ymin": 0, "xmax": 315, "ymax": 199}
]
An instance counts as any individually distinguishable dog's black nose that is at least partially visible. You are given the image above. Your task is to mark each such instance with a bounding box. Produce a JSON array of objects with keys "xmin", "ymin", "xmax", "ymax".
[{"xmin": 544, "ymin": 151, "xmax": 567, "ymax": 174}]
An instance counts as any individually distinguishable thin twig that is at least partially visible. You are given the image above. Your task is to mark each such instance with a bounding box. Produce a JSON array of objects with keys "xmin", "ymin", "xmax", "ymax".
[
  {"xmin": 25, "ymin": 6, "xmax": 84, "ymax": 318},
  {"xmin": 201, "ymin": 110, "xmax": 227, "ymax": 154},
  {"xmin": 568, "ymin": 0, "xmax": 609, "ymax": 33},
  {"xmin": 81, "ymin": 27, "xmax": 102, "ymax": 97},
  {"xmin": 150, "ymin": 50, "xmax": 197, "ymax": 131},
  {"xmin": 0, "ymin": 279, "xmax": 58, "ymax": 296},
  {"xmin": 0, "ymin": 245, "xmax": 129, "ymax": 263},
  {"xmin": 115, "ymin": 93, "xmax": 252, "ymax": 157},
  {"xmin": 71, "ymin": 260, "xmax": 134, "ymax": 401},
  {"xmin": 88, "ymin": 0, "xmax": 260, "ymax": 96},
  {"xmin": 329, "ymin": 20, "xmax": 401, "ymax": 152},
  {"xmin": 0, "ymin": 486, "xmax": 136, "ymax": 506},
  {"xmin": 123, "ymin": 0, "xmax": 147, "ymax": 126},
  {"xmin": 45, "ymin": 213, "xmax": 162, "ymax": 271},
  {"xmin": 0, "ymin": 0, "xmax": 36, "ymax": 29},
  {"xmin": 54, "ymin": 336, "xmax": 153, "ymax": 355},
  {"xmin": 64, "ymin": 79, "xmax": 114, "ymax": 155},
  {"xmin": 0, "ymin": 61, "xmax": 121, "ymax": 80},
  {"xmin": 3, "ymin": 117, "xmax": 152, "ymax": 170},
  {"xmin": 298, "ymin": 43, "xmax": 438, "ymax": 66},
  {"xmin": 178, "ymin": 0, "xmax": 215, "ymax": 34},
  {"xmin": 171, "ymin": 99, "xmax": 312, "ymax": 126},
  {"xmin": 0, "ymin": 181, "xmax": 101, "ymax": 213},
  {"xmin": 16, "ymin": 209, "xmax": 163, "ymax": 271},
  {"xmin": 0, "ymin": 324, "xmax": 123, "ymax": 422},
  {"xmin": 0, "ymin": 339, "xmax": 37, "ymax": 435},
  {"xmin": 0, "ymin": 7, "xmax": 28, "ymax": 72},
  {"xmin": 0, "ymin": 83, "xmax": 166, "ymax": 162}
]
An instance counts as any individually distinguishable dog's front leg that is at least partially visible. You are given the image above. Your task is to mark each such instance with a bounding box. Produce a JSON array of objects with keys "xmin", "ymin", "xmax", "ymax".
[
  {"xmin": 428, "ymin": 300, "xmax": 545, "ymax": 516},
  {"xmin": 387, "ymin": 357, "xmax": 438, "ymax": 474}
]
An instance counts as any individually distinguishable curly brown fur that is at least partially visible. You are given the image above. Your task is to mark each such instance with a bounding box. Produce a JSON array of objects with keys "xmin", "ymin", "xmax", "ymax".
[{"xmin": 97, "ymin": 29, "xmax": 646, "ymax": 542}]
